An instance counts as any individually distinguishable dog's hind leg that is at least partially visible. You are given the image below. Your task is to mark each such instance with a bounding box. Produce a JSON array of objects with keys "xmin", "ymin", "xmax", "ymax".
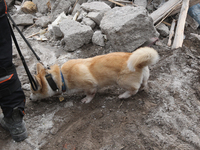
[
  {"xmin": 118, "ymin": 89, "xmax": 138, "ymax": 99},
  {"xmin": 139, "ymin": 67, "xmax": 149, "ymax": 91},
  {"xmin": 81, "ymin": 88, "xmax": 97, "ymax": 103}
]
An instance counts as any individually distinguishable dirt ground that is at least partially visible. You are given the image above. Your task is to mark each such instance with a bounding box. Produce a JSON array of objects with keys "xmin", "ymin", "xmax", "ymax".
[{"xmin": 0, "ymin": 22, "xmax": 200, "ymax": 150}]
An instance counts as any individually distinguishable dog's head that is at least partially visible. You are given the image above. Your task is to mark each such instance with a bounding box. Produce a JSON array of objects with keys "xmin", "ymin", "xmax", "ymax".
[{"xmin": 30, "ymin": 63, "xmax": 61, "ymax": 101}]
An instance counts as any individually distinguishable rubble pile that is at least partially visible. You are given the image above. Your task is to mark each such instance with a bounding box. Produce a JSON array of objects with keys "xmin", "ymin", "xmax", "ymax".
[
  {"xmin": 1, "ymin": 0, "xmax": 200, "ymax": 149},
  {"xmin": 8, "ymin": 0, "xmax": 200, "ymax": 52}
]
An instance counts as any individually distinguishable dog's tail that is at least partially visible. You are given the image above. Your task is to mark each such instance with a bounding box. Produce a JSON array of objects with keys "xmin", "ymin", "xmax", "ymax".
[{"xmin": 127, "ymin": 47, "xmax": 159, "ymax": 72}]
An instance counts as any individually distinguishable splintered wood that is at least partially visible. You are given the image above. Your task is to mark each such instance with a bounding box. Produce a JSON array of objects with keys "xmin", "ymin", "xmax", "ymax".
[{"xmin": 167, "ymin": 19, "xmax": 176, "ymax": 47}]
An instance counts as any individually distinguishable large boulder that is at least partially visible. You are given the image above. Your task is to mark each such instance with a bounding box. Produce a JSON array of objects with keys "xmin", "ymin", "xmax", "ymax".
[
  {"xmin": 100, "ymin": 6, "xmax": 159, "ymax": 52},
  {"xmin": 59, "ymin": 19, "xmax": 93, "ymax": 52}
]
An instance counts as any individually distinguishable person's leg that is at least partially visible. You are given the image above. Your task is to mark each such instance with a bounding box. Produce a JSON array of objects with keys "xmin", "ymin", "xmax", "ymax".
[
  {"xmin": 0, "ymin": 2, "xmax": 27, "ymax": 142},
  {"xmin": 0, "ymin": 87, "xmax": 27, "ymax": 142}
]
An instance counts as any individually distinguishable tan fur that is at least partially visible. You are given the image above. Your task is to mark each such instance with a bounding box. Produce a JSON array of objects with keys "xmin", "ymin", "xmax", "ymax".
[{"xmin": 30, "ymin": 47, "xmax": 159, "ymax": 103}]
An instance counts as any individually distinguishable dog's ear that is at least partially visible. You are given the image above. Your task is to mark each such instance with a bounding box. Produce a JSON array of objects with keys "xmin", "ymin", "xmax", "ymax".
[
  {"xmin": 34, "ymin": 75, "xmax": 42, "ymax": 89},
  {"xmin": 36, "ymin": 63, "xmax": 45, "ymax": 74}
]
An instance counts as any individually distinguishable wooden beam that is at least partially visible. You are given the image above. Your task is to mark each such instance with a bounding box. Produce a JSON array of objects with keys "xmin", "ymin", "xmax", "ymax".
[
  {"xmin": 171, "ymin": 0, "xmax": 190, "ymax": 49},
  {"xmin": 150, "ymin": 0, "xmax": 182, "ymax": 24}
]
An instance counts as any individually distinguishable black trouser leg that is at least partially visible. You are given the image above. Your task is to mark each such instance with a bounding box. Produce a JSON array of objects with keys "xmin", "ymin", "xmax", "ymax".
[{"xmin": 0, "ymin": 9, "xmax": 26, "ymax": 118}]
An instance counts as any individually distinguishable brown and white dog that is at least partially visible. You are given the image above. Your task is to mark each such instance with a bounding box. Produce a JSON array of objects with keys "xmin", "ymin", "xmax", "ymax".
[{"xmin": 30, "ymin": 47, "xmax": 159, "ymax": 103}]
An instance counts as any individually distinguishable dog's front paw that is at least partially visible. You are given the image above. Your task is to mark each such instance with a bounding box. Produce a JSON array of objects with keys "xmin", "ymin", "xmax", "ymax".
[{"xmin": 81, "ymin": 97, "xmax": 92, "ymax": 104}]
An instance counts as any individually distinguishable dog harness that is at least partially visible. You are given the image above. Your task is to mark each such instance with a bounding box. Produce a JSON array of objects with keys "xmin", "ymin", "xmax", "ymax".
[{"xmin": 60, "ymin": 71, "xmax": 67, "ymax": 92}]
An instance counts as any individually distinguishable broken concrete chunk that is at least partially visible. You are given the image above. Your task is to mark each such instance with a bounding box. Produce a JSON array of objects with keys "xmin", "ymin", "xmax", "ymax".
[
  {"xmin": 186, "ymin": 14, "xmax": 199, "ymax": 30},
  {"xmin": 52, "ymin": 25, "xmax": 64, "ymax": 40},
  {"xmin": 87, "ymin": 12, "xmax": 103, "ymax": 25},
  {"xmin": 77, "ymin": 10, "xmax": 87, "ymax": 22},
  {"xmin": 35, "ymin": 16, "xmax": 51, "ymax": 28},
  {"xmin": 78, "ymin": 0, "xmax": 89, "ymax": 5},
  {"xmin": 51, "ymin": 0, "xmax": 71, "ymax": 21},
  {"xmin": 59, "ymin": 19, "xmax": 93, "ymax": 51},
  {"xmin": 72, "ymin": 3, "xmax": 81, "ymax": 16},
  {"xmin": 100, "ymin": 6, "xmax": 159, "ymax": 52},
  {"xmin": 82, "ymin": 17, "xmax": 96, "ymax": 29},
  {"xmin": 92, "ymin": 30, "xmax": 106, "ymax": 46},
  {"xmin": 12, "ymin": 14, "xmax": 34, "ymax": 26},
  {"xmin": 99, "ymin": 0, "xmax": 115, "ymax": 8},
  {"xmin": 156, "ymin": 23, "xmax": 169, "ymax": 37},
  {"xmin": 134, "ymin": 0, "xmax": 147, "ymax": 8},
  {"xmin": 21, "ymin": 1, "xmax": 37, "ymax": 14},
  {"xmin": 81, "ymin": 2, "xmax": 111, "ymax": 12},
  {"xmin": 32, "ymin": 0, "xmax": 49, "ymax": 14}
]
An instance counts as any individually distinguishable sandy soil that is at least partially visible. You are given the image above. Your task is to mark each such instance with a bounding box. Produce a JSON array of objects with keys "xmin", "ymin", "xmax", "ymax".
[{"xmin": 0, "ymin": 24, "xmax": 200, "ymax": 150}]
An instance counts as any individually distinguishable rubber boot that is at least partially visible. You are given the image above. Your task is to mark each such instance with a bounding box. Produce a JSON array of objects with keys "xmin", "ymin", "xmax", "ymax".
[{"xmin": 0, "ymin": 107, "xmax": 28, "ymax": 142}]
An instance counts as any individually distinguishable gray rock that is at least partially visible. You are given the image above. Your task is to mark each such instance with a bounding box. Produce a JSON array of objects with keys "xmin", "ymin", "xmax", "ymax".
[
  {"xmin": 82, "ymin": 17, "xmax": 96, "ymax": 29},
  {"xmin": 134, "ymin": 0, "xmax": 147, "ymax": 8},
  {"xmin": 77, "ymin": 10, "xmax": 87, "ymax": 22},
  {"xmin": 99, "ymin": 0, "xmax": 115, "ymax": 8},
  {"xmin": 5, "ymin": 0, "xmax": 15, "ymax": 7},
  {"xmin": 35, "ymin": 16, "xmax": 51, "ymax": 28},
  {"xmin": 87, "ymin": 12, "xmax": 103, "ymax": 25},
  {"xmin": 64, "ymin": 101, "xmax": 73, "ymax": 108},
  {"xmin": 153, "ymin": 0, "xmax": 166, "ymax": 8},
  {"xmin": 51, "ymin": 0, "xmax": 71, "ymax": 21},
  {"xmin": 81, "ymin": 2, "xmax": 111, "ymax": 12},
  {"xmin": 22, "ymin": 83, "xmax": 31, "ymax": 91},
  {"xmin": 16, "ymin": 26, "xmax": 24, "ymax": 32},
  {"xmin": 72, "ymin": 3, "xmax": 81, "ymax": 16},
  {"xmin": 186, "ymin": 14, "xmax": 199, "ymax": 30},
  {"xmin": 59, "ymin": 19, "xmax": 93, "ymax": 52},
  {"xmin": 52, "ymin": 25, "xmax": 64, "ymax": 40},
  {"xmin": 32, "ymin": 0, "xmax": 49, "ymax": 14},
  {"xmin": 78, "ymin": 0, "xmax": 88, "ymax": 5},
  {"xmin": 92, "ymin": 30, "xmax": 106, "ymax": 46},
  {"xmin": 35, "ymin": 12, "xmax": 43, "ymax": 18},
  {"xmin": 12, "ymin": 14, "xmax": 34, "ymax": 26},
  {"xmin": 69, "ymin": 0, "xmax": 77, "ymax": 5},
  {"xmin": 45, "ymin": 29, "xmax": 53, "ymax": 39},
  {"xmin": 100, "ymin": 6, "xmax": 159, "ymax": 52},
  {"xmin": 156, "ymin": 23, "xmax": 169, "ymax": 37}
]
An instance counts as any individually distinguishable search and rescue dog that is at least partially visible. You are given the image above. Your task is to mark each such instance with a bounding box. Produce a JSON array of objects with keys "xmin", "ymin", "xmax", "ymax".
[{"xmin": 30, "ymin": 47, "xmax": 159, "ymax": 103}]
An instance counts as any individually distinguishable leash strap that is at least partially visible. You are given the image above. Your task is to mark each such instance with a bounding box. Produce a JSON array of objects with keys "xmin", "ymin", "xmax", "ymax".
[
  {"xmin": 7, "ymin": 13, "xmax": 43, "ymax": 64},
  {"xmin": 45, "ymin": 74, "xmax": 59, "ymax": 91},
  {"xmin": 6, "ymin": 14, "xmax": 38, "ymax": 91}
]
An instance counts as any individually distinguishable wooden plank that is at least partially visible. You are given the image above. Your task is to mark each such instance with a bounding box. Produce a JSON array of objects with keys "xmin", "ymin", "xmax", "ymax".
[
  {"xmin": 150, "ymin": 0, "xmax": 182, "ymax": 24},
  {"xmin": 167, "ymin": 19, "xmax": 176, "ymax": 47},
  {"xmin": 171, "ymin": 0, "xmax": 190, "ymax": 49}
]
